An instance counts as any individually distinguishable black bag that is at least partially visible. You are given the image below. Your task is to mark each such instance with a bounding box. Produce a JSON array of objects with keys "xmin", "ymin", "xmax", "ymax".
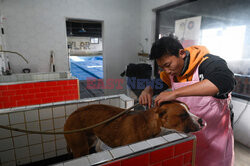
[
  {"xmin": 120, "ymin": 63, "xmax": 152, "ymax": 97},
  {"xmin": 120, "ymin": 63, "xmax": 152, "ymax": 79}
]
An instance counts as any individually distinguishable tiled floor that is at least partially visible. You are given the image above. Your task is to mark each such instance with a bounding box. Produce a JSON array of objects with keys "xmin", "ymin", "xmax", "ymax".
[
  {"xmin": 235, "ymin": 141, "xmax": 250, "ymax": 166},
  {"xmin": 79, "ymin": 80, "xmax": 104, "ymax": 99}
]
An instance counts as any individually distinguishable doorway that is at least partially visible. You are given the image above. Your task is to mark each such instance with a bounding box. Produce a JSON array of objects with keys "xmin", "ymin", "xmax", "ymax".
[{"xmin": 66, "ymin": 19, "xmax": 104, "ymax": 98}]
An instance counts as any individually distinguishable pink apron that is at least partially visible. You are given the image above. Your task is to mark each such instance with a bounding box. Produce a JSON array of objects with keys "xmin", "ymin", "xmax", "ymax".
[{"xmin": 170, "ymin": 66, "xmax": 234, "ymax": 166}]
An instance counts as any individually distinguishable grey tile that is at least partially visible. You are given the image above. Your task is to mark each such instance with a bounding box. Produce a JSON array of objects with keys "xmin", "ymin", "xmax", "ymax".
[
  {"xmin": 163, "ymin": 133, "xmax": 183, "ymax": 142},
  {"xmin": 110, "ymin": 146, "xmax": 133, "ymax": 159},
  {"xmin": 15, "ymin": 147, "xmax": 29, "ymax": 159},
  {"xmin": 129, "ymin": 141, "xmax": 152, "ymax": 152},
  {"xmin": 178, "ymin": 133, "xmax": 188, "ymax": 138},
  {"xmin": 39, "ymin": 107, "xmax": 52, "ymax": 120},
  {"xmin": 110, "ymin": 98, "xmax": 120, "ymax": 107},
  {"xmin": 0, "ymin": 149, "xmax": 15, "ymax": 163},
  {"xmin": 9, "ymin": 112, "xmax": 24, "ymax": 124},
  {"xmin": 87, "ymin": 151, "xmax": 113, "ymax": 165},
  {"xmin": 146, "ymin": 136, "xmax": 168, "ymax": 147},
  {"xmin": 25, "ymin": 110, "xmax": 39, "ymax": 122},
  {"xmin": 0, "ymin": 114, "xmax": 9, "ymax": 125},
  {"xmin": 64, "ymin": 156, "xmax": 90, "ymax": 166}
]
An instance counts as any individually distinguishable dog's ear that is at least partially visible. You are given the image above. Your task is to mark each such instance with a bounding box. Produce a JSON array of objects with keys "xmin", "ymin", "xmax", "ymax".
[
  {"xmin": 159, "ymin": 110, "xmax": 167, "ymax": 118},
  {"xmin": 180, "ymin": 112, "xmax": 189, "ymax": 120}
]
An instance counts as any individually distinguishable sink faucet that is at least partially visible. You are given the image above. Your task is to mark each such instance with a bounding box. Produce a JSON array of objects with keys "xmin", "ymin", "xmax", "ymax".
[{"xmin": 0, "ymin": 50, "xmax": 29, "ymax": 63}]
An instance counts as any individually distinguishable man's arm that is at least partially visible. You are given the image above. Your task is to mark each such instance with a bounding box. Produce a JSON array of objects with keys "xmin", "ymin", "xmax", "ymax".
[
  {"xmin": 154, "ymin": 79, "xmax": 218, "ymax": 106},
  {"xmin": 155, "ymin": 54, "xmax": 236, "ymax": 106},
  {"xmin": 139, "ymin": 78, "xmax": 168, "ymax": 108},
  {"xmin": 199, "ymin": 54, "xmax": 236, "ymax": 98}
]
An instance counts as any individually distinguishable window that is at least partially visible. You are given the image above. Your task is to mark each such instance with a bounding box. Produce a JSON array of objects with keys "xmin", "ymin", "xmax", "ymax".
[
  {"xmin": 201, "ymin": 25, "xmax": 246, "ymax": 61},
  {"xmin": 90, "ymin": 37, "xmax": 99, "ymax": 44}
]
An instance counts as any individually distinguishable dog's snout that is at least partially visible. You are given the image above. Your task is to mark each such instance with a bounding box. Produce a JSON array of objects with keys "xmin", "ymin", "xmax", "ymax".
[{"xmin": 198, "ymin": 118, "xmax": 204, "ymax": 127}]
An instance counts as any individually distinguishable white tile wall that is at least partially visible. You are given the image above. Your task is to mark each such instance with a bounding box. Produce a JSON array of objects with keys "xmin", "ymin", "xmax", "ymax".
[
  {"xmin": 1, "ymin": 161, "xmax": 16, "ymax": 166},
  {"xmin": 55, "ymin": 139, "xmax": 67, "ymax": 149},
  {"xmin": 42, "ymin": 133, "xmax": 55, "ymax": 142},
  {"xmin": 0, "ymin": 114, "xmax": 9, "ymax": 125},
  {"xmin": 146, "ymin": 137, "xmax": 168, "ymax": 147},
  {"xmin": 15, "ymin": 147, "xmax": 29, "ymax": 159},
  {"xmin": 31, "ymin": 154, "xmax": 44, "ymax": 163},
  {"xmin": 28, "ymin": 134, "xmax": 42, "ymax": 145},
  {"xmin": 65, "ymin": 104, "xmax": 77, "ymax": 116},
  {"xmin": 120, "ymin": 100, "xmax": 126, "ymax": 108},
  {"xmin": 89, "ymin": 101, "xmax": 100, "ymax": 105},
  {"xmin": 26, "ymin": 121, "xmax": 40, "ymax": 131},
  {"xmin": 40, "ymin": 119, "xmax": 54, "ymax": 131},
  {"xmin": 0, "ymin": 149, "xmax": 15, "ymax": 163},
  {"xmin": 77, "ymin": 102, "xmax": 88, "ymax": 108},
  {"xmin": 29, "ymin": 144, "xmax": 43, "ymax": 156},
  {"xmin": 39, "ymin": 107, "xmax": 53, "ymax": 120},
  {"xmin": 53, "ymin": 106, "xmax": 65, "ymax": 118},
  {"xmin": 87, "ymin": 151, "xmax": 113, "ymax": 165},
  {"xmin": 0, "ymin": 94, "xmax": 134, "ymax": 165},
  {"xmin": 129, "ymin": 141, "xmax": 151, "ymax": 152},
  {"xmin": 178, "ymin": 133, "xmax": 188, "ymax": 138},
  {"xmin": 0, "ymin": 138, "xmax": 14, "ymax": 151},
  {"xmin": 64, "ymin": 157, "xmax": 90, "ymax": 166},
  {"xmin": 13, "ymin": 135, "xmax": 28, "ymax": 148},
  {"xmin": 16, "ymin": 157, "xmax": 31, "ymax": 165},
  {"xmin": 55, "ymin": 129, "xmax": 64, "ymax": 139},
  {"xmin": 163, "ymin": 133, "xmax": 183, "ymax": 142},
  {"xmin": 44, "ymin": 151, "xmax": 56, "ymax": 159},
  {"xmin": 0, "ymin": 128, "xmax": 11, "ymax": 139},
  {"xmin": 126, "ymin": 100, "xmax": 134, "ymax": 109},
  {"xmin": 11, "ymin": 123, "xmax": 26, "ymax": 136},
  {"xmin": 110, "ymin": 98, "xmax": 120, "ymax": 107},
  {"xmin": 9, "ymin": 112, "xmax": 24, "ymax": 124},
  {"xmin": 100, "ymin": 99, "xmax": 110, "ymax": 105},
  {"xmin": 56, "ymin": 148, "xmax": 68, "ymax": 156},
  {"xmin": 54, "ymin": 117, "xmax": 65, "ymax": 129},
  {"xmin": 43, "ymin": 141, "xmax": 55, "ymax": 153},
  {"xmin": 109, "ymin": 146, "xmax": 133, "ymax": 159},
  {"xmin": 25, "ymin": 109, "xmax": 39, "ymax": 122}
]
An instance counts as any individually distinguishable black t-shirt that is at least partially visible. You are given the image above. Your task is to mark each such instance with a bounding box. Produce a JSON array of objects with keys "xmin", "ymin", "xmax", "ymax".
[{"xmin": 153, "ymin": 54, "xmax": 236, "ymax": 99}]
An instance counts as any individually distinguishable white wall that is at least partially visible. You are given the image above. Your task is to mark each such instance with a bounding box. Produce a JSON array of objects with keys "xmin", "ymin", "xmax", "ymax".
[
  {"xmin": 139, "ymin": 0, "xmax": 175, "ymax": 54},
  {"xmin": 1, "ymin": 0, "xmax": 175, "ymax": 94},
  {"xmin": 1, "ymin": 0, "xmax": 140, "ymax": 71}
]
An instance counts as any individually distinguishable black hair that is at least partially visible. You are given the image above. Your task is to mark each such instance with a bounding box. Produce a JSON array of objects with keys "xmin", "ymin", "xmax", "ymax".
[{"xmin": 149, "ymin": 36, "xmax": 184, "ymax": 60}]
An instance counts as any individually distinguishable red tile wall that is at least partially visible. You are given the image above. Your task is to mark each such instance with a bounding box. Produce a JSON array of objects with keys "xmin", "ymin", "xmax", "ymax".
[
  {"xmin": 0, "ymin": 79, "xmax": 79, "ymax": 109},
  {"xmin": 102, "ymin": 140, "xmax": 194, "ymax": 166}
]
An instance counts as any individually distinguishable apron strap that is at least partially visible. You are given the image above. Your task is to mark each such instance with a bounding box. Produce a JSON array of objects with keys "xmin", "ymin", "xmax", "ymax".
[{"xmin": 192, "ymin": 65, "xmax": 200, "ymax": 81}]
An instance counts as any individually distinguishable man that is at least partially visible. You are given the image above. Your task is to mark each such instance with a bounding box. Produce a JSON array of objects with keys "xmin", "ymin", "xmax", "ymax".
[{"xmin": 139, "ymin": 36, "xmax": 235, "ymax": 166}]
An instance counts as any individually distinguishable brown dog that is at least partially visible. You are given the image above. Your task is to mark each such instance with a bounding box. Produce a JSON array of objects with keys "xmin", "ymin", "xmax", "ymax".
[{"xmin": 64, "ymin": 101, "xmax": 202, "ymax": 158}]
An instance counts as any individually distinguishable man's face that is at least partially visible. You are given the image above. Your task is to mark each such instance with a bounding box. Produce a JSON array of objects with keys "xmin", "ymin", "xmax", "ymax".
[{"xmin": 156, "ymin": 50, "xmax": 185, "ymax": 76}]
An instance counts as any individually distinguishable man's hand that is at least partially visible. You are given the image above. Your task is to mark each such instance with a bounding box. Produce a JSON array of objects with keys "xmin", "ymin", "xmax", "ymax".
[
  {"xmin": 139, "ymin": 86, "xmax": 153, "ymax": 108},
  {"xmin": 154, "ymin": 91, "xmax": 177, "ymax": 107},
  {"xmin": 154, "ymin": 79, "xmax": 219, "ymax": 107}
]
